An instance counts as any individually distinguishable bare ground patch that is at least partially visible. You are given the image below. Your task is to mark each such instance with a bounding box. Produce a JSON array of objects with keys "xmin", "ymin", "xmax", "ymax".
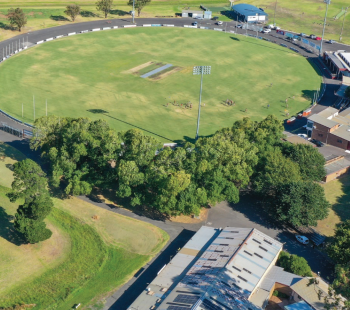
[
  {"xmin": 151, "ymin": 66, "xmax": 182, "ymax": 80},
  {"xmin": 124, "ymin": 61, "xmax": 154, "ymax": 74}
]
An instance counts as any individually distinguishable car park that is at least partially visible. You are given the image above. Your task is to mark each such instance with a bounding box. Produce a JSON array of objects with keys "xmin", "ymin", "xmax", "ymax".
[
  {"xmin": 296, "ymin": 235, "xmax": 309, "ymax": 245},
  {"xmin": 310, "ymin": 34, "xmax": 316, "ymax": 39},
  {"xmin": 217, "ymin": 21, "xmax": 223, "ymax": 25}
]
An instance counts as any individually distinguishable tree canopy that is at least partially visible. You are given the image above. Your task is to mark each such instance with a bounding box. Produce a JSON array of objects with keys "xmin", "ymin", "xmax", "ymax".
[
  {"xmin": 328, "ymin": 220, "xmax": 350, "ymax": 265},
  {"xmin": 96, "ymin": 0, "xmax": 113, "ymax": 18},
  {"xmin": 64, "ymin": 4, "xmax": 81, "ymax": 22},
  {"xmin": 127, "ymin": 0, "xmax": 151, "ymax": 17},
  {"xmin": 31, "ymin": 114, "xmax": 328, "ymax": 222},
  {"xmin": 277, "ymin": 251, "xmax": 313, "ymax": 277},
  {"xmin": 7, "ymin": 8, "xmax": 27, "ymax": 32},
  {"xmin": 8, "ymin": 159, "xmax": 53, "ymax": 244}
]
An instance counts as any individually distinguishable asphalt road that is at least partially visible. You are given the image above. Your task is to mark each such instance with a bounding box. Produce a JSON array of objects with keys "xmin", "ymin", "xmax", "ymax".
[{"xmin": 0, "ymin": 17, "xmax": 345, "ymax": 310}]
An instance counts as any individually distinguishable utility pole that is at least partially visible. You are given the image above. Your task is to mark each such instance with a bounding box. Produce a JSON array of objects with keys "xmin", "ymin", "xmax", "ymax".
[
  {"xmin": 273, "ymin": 0, "xmax": 278, "ymax": 26},
  {"xmin": 193, "ymin": 66, "xmax": 211, "ymax": 141},
  {"xmin": 339, "ymin": 6, "xmax": 348, "ymax": 42},
  {"xmin": 33, "ymin": 95, "xmax": 35, "ymax": 121},
  {"xmin": 320, "ymin": 0, "xmax": 331, "ymax": 57}
]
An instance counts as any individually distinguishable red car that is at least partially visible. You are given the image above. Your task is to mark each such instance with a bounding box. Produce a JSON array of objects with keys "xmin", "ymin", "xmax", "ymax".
[{"xmin": 316, "ymin": 37, "xmax": 322, "ymax": 41}]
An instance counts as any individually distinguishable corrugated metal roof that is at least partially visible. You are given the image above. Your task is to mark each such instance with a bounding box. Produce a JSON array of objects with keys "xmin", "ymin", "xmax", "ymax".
[
  {"xmin": 325, "ymin": 157, "xmax": 350, "ymax": 175},
  {"xmin": 308, "ymin": 114, "xmax": 339, "ymax": 128},
  {"xmin": 317, "ymin": 107, "xmax": 339, "ymax": 118},
  {"xmin": 232, "ymin": 4, "xmax": 268, "ymax": 16},
  {"xmin": 258, "ymin": 266, "xmax": 302, "ymax": 291}
]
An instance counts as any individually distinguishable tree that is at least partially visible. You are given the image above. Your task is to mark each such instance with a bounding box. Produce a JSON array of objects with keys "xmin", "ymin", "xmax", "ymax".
[
  {"xmin": 96, "ymin": 0, "xmax": 113, "ymax": 18},
  {"xmin": 332, "ymin": 263, "xmax": 350, "ymax": 299},
  {"xmin": 253, "ymin": 148, "xmax": 301, "ymax": 194},
  {"xmin": 273, "ymin": 181, "xmax": 329, "ymax": 227},
  {"xmin": 127, "ymin": 0, "xmax": 151, "ymax": 17},
  {"xmin": 7, "ymin": 159, "xmax": 48, "ymax": 203},
  {"xmin": 8, "ymin": 159, "xmax": 53, "ymax": 244},
  {"xmin": 281, "ymin": 143, "xmax": 326, "ymax": 181},
  {"xmin": 345, "ymin": 86, "xmax": 350, "ymax": 99},
  {"xmin": 7, "ymin": 8, "xmax": 27, "ymax": 32},
  {"xmin": 277, "ymin": 251, "xmax": 312, "ymax": 277},
  {"xmin": 328, "ymin": 220, "xmax": 350, "ymax": 265},
  {"xmin": 64, "ymin": 4, "xmax": 81, "ymax": 22}
]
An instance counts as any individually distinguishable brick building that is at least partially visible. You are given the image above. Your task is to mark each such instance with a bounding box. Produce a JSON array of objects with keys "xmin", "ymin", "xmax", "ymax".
[{"xmin": 306, "ymin": 107, "xmax": 350, "ymax": 150}]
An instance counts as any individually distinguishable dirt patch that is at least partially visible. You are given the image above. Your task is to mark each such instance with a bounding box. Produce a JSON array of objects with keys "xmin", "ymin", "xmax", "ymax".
[
  {"xmin": 170, "ymin": 207, "xmax": 209, "ymax": 224},
  {"xmin": 151, "ymin": 66, "xmax": 182, "ymax": 80},
  {"xmin": 124, "ymin": 61, "xmax": 154, "ymax": 73},
  {"xmin": 0, "ymin": 13, "xmax": 7, "ymax": 19}
]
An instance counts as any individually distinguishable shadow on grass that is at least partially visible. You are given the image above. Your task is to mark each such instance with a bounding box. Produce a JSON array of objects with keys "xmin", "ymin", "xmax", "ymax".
[
  {"xmin": 331, "ymin": 174, "xmax": 350, "ymax": 224},
  {"xmin": 86, "ymin": 109, "xmax": 174, "ymax": 142},
  {"xmin": 230, "ymin": 36, "xmax": 240, "ymax": 41},
  {"xmin": 110, "ymin": 9, "xmax": 129, "ymax": 16},
  {"xmin": 0, "ymin": 22, "xmax": 14, "ymax": 30},
  {"xmin": 50, "ymin": 15, "xmax": 70, "ymax": 21},
  {"xmin": 0, "ymin": 206, "xmax": 25, "ymax": 246},
  {"xmin": 81, "ymin": 10, "xmax": 98, "ymax": 17}
]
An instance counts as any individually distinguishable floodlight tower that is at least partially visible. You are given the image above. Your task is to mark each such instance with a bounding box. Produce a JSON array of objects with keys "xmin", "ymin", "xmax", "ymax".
[
  {"xmin": 132, "ymin": 0, "xmax": 135, "ymax": 23},
  {"xmin": 193, "ymin": 66, "xmax": 211, "ymax": 141},
  {"xmin": 320, "ymin": 0, "xmax": 331, "ymax": 56}
]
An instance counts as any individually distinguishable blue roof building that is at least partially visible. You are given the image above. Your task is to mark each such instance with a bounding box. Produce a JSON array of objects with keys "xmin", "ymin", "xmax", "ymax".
[{"xmin": 232, "ymin": 3, "xmax": 268, "ymax": 23}]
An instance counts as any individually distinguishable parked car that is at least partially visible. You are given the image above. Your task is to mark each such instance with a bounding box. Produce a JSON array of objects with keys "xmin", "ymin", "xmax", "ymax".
[
  {"xmin": 297, "ymin": 133, "xmax": 308, "ymax": 139},
  {"xmin": 310, "ymin": 34, "xmax": 316, "ymax": 39},
  {"xmin": 311, "ymin": 139, "xmax": 324, "ymax": 147},
  {"xmin": 194, "ymin": 16, "xmax": 203, "ymax": 20},
  {"xmin": 280, "ymin": 43, "xmax": 288, "ymax": 47},
  {"xmin": 212, "ymin": 16, "xmax": 219, "ymax": 20},
  {"xmin": 316, "ymin": 36, "xmax": 322, "ymax": 41},
  {"xmin": 217, "ymin": 21, "xmax": 223, "ymax": 25},
  {"xmin": 328, "ymin": 39, "xmax": 336, "ymax": 44},
  {"xmin": 262, "ymin": 29, "xmax": 271, "ymax": 33},
  {"xmin": 296, "ymin": 235, "xmax": 309, "ymax": 245},
  {"xmin": 192, "ymin": 22, "xmax": 198, "ymax": 26},
  {"xmin": 274, "ymin": 26, "xmax": 281, "ymax": 30},
  {"xmin": 236, "ymin": 24, "xmax": 243, "ymax": 28},
  {"xmin": 300, "ymin": 33, "xmax": 307, "ymax": 37}
]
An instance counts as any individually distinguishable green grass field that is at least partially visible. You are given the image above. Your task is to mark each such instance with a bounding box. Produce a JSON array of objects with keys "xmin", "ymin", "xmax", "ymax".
[
  {"xmin": 0, "ymin": 27, "xmax": 321, "ymax": 142},
  {"xmin": 0, "ymin": 142, "xmax": 169, "ymax": 309},
  {"xmin": 317, "ymin": 174, "xmax": 350, "ymax": 237}
]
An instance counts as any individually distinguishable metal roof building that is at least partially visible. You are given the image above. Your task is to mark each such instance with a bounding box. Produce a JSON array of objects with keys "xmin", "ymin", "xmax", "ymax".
[
  {"xmin": 128, "ymin": 227, "xmax": 283, "ymax": 310},
  {"xmin": 232, "ymin": 4, "xmax": 268, "ymax": 23}
]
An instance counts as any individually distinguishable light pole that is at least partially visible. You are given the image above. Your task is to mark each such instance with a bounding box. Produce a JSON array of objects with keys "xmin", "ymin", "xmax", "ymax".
[
  {"xmin": 193, "ymin": 66, "xmax": 211, "ymax": 141},
  {"xmin": 320, "ymin": 0, "xmax": 331, "ymax": 57},
  {"xmin": 256, "ymin": 14, "xmax": 259, "ymax": 38},
  {"xmin": 339, "ymin": 6, "xmax": 348, "ymax": 42},
  {"xmin": 132, "ymin": 0, "xmax": 135, "ymax": 23},
  {"xmin": 273, "ymin": 0, "xmax": 278, "ymax": 26}
]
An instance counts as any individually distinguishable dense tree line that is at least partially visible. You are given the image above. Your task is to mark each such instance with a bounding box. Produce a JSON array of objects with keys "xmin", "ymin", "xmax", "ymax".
[
  {"xmin": 31, "ymin": 115, "xmax": 328, "ymax": 225},
  {"xmin": 8, "ymin": 159, "xmax": 53, "ymax": 244}
]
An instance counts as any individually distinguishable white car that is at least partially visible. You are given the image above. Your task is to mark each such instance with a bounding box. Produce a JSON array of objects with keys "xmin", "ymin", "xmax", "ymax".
[
  {"xmin": 296, "ymin": 235, "xmax": 309, "ymax": 245},
  {"xmin": 194, "ymin": 16, "xmax": 204, "ymax": 20},
  {"xmin": 217, "ymin": 21, "xmax": 223, "ymax": 25},
  {"xmin": 297, "ymin": 134, "xmax": 308, "ymax": 139},
  {"xmin": 263, "ymin": 29, "xmax": 271, "ymax": 33},
  {"xmin": 236, "ymin": 24, "xmax": 243, "ymax": 28}
]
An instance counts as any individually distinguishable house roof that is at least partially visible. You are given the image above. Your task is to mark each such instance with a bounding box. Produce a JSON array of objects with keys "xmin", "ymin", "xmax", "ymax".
[
  {"xmin": 290, "ymin": 278, "xmax": 331, "ymax": 310},
  {"xmin": 308, "ymin": 114, "xmax": 339, "ymax": 128},
  {"xmin": 317, "ymin": 107, "xmax": 339, "ymax": 118},
  {"xmin": 232, "ymin": 4, "xmax": 268, "ymax": 17}
]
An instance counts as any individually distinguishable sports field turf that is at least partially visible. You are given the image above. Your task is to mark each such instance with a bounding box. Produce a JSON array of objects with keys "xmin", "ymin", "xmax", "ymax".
[
  {"xmin": 0, "ymin": 27, "xmax": 321, "ymax": 141},
  {"xmin": 0, "ymin": 142, "xmax": 168, "ymax": 309}
]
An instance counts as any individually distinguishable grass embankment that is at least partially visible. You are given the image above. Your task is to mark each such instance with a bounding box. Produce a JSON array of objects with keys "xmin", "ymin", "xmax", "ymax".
[
  {"xmin": 0, "ymin": 27, "xmax": 321, "ymax": 142},
  {"xmin": 0, "ymin": 0, "xmax": 349, "ymax": 43},
  {"xmin": 0, "ymin": 143, "xmax": 169, "ymax": 309},
  {"xmin": 317, "ymin": 174, "xmax": 350, "ymax": 237}
]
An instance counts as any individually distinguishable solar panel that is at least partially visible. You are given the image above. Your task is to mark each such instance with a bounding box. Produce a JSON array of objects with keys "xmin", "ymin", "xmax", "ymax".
[
  {"xmin": 168, "ymin": 306, "xmax": 192, "ymax": 310},
  {"xmin": 174, "ymin": 294, "xmax": 200, "ymax": 304},
  {"xmin": 201, "ymin": 299, "xmax": 223, "ymax": 310}
]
